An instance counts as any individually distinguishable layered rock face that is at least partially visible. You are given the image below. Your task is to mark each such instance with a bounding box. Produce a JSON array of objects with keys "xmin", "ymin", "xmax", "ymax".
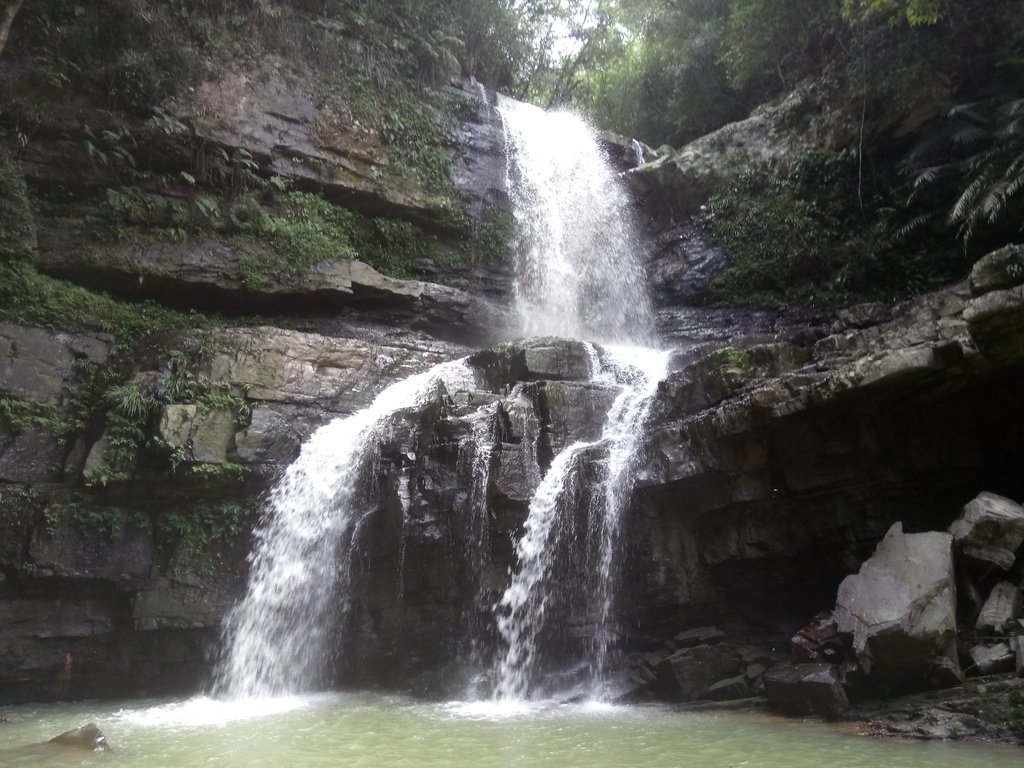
[{"xmin": 4, "ymin": 248, "xmax": 1024, "ymax": 707}]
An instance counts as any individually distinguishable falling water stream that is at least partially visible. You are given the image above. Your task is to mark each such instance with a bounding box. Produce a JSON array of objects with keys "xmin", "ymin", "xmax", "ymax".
[{"xmin": 212, "ymin": 361, "xmax": 476, "ymax": 698}]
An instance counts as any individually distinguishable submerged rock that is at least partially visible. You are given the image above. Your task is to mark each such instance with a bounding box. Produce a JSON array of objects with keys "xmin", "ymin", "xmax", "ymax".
[
  {"xmin": 47, "ymin": 723, "xmax": 108, "ymax": 751},
  {"xmin": 833, "ymin": 522, "xmax": 961, "ymax": 692}
]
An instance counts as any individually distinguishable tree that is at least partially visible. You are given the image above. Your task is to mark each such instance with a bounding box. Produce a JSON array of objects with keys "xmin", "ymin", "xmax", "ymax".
[
  {"xmin": 0, "ymin": 0, "xmax": 24, "ymax": 57},
  {"xmin": 843, "ymin": 0, "xmax": 952, "ymax": 25}
]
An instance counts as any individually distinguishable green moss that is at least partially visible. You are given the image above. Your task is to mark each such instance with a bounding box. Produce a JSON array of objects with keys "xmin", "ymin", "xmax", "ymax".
[
  {"xmin": 465, "ymin": 206, "xmax": 514, "ymax": 266},
  {"xmin": 381, "ymin": 105, "xmax": 452, "ymax": 191},
  {"xmin": 42, "ymin": 497, "xmax": 256, "ymax": 561},
  {"xmin": 0, "ymin": 260, "xmax": 211, "ymax": 349}
]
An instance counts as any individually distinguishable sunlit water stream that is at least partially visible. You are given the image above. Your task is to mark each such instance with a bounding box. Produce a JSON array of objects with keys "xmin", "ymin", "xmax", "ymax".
[{"xmin": 0, "ymin": 695, "xmax": 1019, "ymax": 768}]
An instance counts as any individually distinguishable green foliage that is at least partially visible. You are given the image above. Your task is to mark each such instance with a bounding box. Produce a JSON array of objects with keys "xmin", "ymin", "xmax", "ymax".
[
  {"xmin": 44, "ymin": 500, "xmax": 150, "ymax": 541},
  {"xmin": 0, "ymin": 260, "xmax": 209, "ymax": 350},
  {"xmin": 154, "ymin": 500, "xmax": 256, "ymax": 568},
  {"xmin": 83, "ymin": 411, "xmax": 149, "ymax": 487},
  {"xmin": 466, "ymin": 206, "xmax": 514, "ymax": 266},
  {"xmin": 104, "ymin": 380, "xmax": 157, "ymax": 421},
  {"xmin": 0, "ymin": 395, "xmax": 82, "ymax": 445},
  {"xmin": 380, "ymin": 105, "xmax": 452, "ymax": 190},
  {"xmin": 706, "ymin": 346, "xmax": 753, "ymax": 383},
  {"xmin": 706, "ymin": 154, "xmax": 962, "ymax": 307},
  {"xmin": 720, "ymin": 0, "xmax": 837, "ymax": 91},
  {"xmin": 42, "ymin": 497, "xmax": 256, "ymax": 559},
  {"xmin": 0, "ymin": 145, "xmax": 35, "ymax": 261},
  {"xmin": 902, "ymin": 95, "xmax": 1024, "ymax": 246},
  {"xmin": 843, "ymin": 0, "xmax": 952, "ymax": 25}
]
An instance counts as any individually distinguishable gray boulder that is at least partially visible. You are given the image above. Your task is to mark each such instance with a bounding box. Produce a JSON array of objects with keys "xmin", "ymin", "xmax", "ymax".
[
  {"xmin": 969, "ymin": 643, "xmax": 1015, "ymax": 675},
  {"xmin": 949, "ymin": 492, "xmax": 1024, "ymax": 571},
  {"xmin": 975, "ymin": 582, "xmax": 1023, "ymax": 634},
  {"xmin": 833, "ymin": 522, "xmax": 961, "ymax": 690},
  {"xmin": 653, "ymin": 643, "xmax": 741, "ymax": 701},
  {"xmin": 763, "ymin": 663, "xmax": 849, "ymax": 719}
]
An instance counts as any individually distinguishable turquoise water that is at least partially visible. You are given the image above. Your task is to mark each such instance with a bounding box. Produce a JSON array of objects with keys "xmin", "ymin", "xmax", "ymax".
[{"xmin": 0, "ymin": 693, "xmax": 1018, "ymax": 768}]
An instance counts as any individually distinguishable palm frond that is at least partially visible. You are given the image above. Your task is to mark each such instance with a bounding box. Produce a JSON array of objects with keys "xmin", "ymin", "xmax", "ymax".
[
  {"xmin": 895, "ymin": 213, "xmax": 933, "ymax": 241},
  {"xmin": 951, "ymin": 125, "xmax": 990, "ymax": 147},
  {"xmin": 947, "ymin": 102, "xmax": 988, "ymax": 124},
  {"xmin": 949, "ymin": 175, "xmax": 988, "ymax": 224}
]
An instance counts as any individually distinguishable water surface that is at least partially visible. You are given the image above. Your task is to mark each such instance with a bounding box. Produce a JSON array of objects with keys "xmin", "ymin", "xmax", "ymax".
[{"xmin": 0, "ymin": 694, "xmax": 1019, "ymax": 768}]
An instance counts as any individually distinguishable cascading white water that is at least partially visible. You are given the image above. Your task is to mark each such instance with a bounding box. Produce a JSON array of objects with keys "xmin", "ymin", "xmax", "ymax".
[
  {"xmin": 213, "ymin": 360, "xmax": 475, "ymax": 699},
  {"xmin": 214, "ymin": 95, "xmax": 664, "ymax": 705},
  {"xmin": 455, "ymin": 401, "xmax": 500, "ymax": 695},
  {"xmin": 587, "ymin": 346, "xmax": 670, "ymax": 689},
  {"xmin": 499, "ymin": 98, "xmax": 654, "ymax": 344},
  {"xmin": 491, "ymin": 346, "xmax": 669, "ymax": 700}
]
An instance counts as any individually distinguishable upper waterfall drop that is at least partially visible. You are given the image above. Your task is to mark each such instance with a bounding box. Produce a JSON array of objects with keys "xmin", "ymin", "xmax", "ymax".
[{"xmin": 498, "ymin": 98, "xmax": 655, "ymax": 345}]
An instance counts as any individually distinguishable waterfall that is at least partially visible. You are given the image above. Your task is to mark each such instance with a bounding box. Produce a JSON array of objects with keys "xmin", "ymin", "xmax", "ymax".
[
  {"xmin": 488, "ymin": 102, "xmax": 664, "ymax": 701},
  {"xmin": 213, "ymin": 95, "xmax": 663, "ymax": 704},
  {"xmin": 491, "ymin": 346, "xmax": 668, "ymax": 700},
  {"xmin": 212, "ymin": 361, "xmax": 474, "ymax": 699},
  {"xmin": 498, "ymin": 98, "xmax": 654, "ymax": 344}
]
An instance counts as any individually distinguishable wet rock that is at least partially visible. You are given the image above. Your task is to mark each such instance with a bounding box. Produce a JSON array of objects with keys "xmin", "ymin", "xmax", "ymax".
[
  {"xmin": 969, "ymin": 643, "xmax": 1015, "ymax": 675},
  {"xmin": 540, "ymin": 381, "xmax": 618, "ymax": 454},
  {"xmin": 0, "ymin": 322, "xmax": 109, "ymax": 404},
  {"xmin": 653, "ymin": 643, "xmax": 741, "ymax": 701},
  {"xmin": 764, "ymin": 663, "xmax": 849, "ymax": 719},
  {"xmin": 235, "ymin": 403, "xmax": 325, "ymax": 466},
  {"xmin": 132, "ymin": 577, "xmax": 229, "ymax": 631},
  {"xmin": 706, "ymin": 675, "xmax": 752, "ymax": 701},
  {"xmin": 833, "ymin": 522, "xmax": 961, "ymax": 691},
  {"xmin": 157, "ymin": 405, "xmax": 238, "ymax": 464},
  {"xmin": 470, "ymin": 338, "xmax": 594, "ymax": 390},
  {"xmin": 976, "ymin": 582, "xmax": 1023, "ymax": 634},
  {"xmin": 969, "ymin": 245, "xmax": 1024, "ymax": 295},
  {"xmin": 646, "ymin": 223, "xmax": 727, "ymax": 307},
  {"xmin": 201, "ymin": 327, "xmax": 450, "ymax": 414},
  {"xmin": 673, "ymin": 626, "xmax": 725, "ymax": 648},
  {"xmin": 634, "ymin": 82, "xmax": 832, "ymax": 213},
  {"xmin": 0, "ymin": 598, "xmax": 117, "ymax": 639},
  {"xmin": 949, "ymin": 492, "xmax": 1024, "ymax": 572},
  {"xmin": 0, "ymin": 425, "xmax": 64, "ymax": 483},
  {"xmin": 28, "ymin": 522, "xmax": 154, "ymax": 585},
  {"xmin": 744, "ymin": 663, "xmax": 767, "ymax": 692},
  {"xmin": 493, "ymin": 442, "xmax": 540, "ymax": 502},
  {"xmin": 1011, "ymin": 636, "xmax": 1024, "ymax": 676},
  {"xmin": 791, "ymin": 611, "xmax": 845, "ymax": 663},
  {"xmin": 47, "ymin": 723, "xmax": 107, "ymax": 751}
]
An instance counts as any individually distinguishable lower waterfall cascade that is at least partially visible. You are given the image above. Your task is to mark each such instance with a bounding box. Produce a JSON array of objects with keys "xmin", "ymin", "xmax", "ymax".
[{"xmin": 213, "ymin": 101, "xmax": 667, "ymax": 702}]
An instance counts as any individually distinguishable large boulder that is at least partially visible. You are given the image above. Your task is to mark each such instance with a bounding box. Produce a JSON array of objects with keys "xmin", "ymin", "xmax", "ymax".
[
  {"xmin": 948, "ymin": 492, "xmax": 1024, "ymax": 571},
  {"xmin": 763, "ymin": 663, "xmax": 849, "ymax": 719},
  {"xmin": 653, "ymin": 643, "xmax": 741, "ymax": 701},
  {"xmin": 833, "ymin": 522, "xmax": 961, "ymax": 691}
]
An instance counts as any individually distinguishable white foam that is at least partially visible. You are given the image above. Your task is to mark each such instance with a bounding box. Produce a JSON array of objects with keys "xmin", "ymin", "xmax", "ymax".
[{"xmin": 113, "ymin": 694, "xmax": 323, "ymax": 728}]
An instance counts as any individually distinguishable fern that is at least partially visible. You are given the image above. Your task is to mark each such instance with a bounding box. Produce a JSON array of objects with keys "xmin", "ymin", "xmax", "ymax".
[{"xmin": 903, "ymin": 93, "xmax": 1024, "ymax": 244}]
